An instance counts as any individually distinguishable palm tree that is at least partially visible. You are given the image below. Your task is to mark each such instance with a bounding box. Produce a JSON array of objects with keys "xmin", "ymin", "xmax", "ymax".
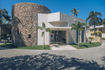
[
  {"xmin": 71, "ymin": 8, "xmax": 80, "ymax": 43},
  {"xmin": 0, "ymin": 9, "xmax": 11, "ymax": 40},
  {"xmin": 71, "ymin": 8, "xmax": 79, "ymax": 17},
  {"xmin": 71, "ymin": 21, "xmax": 85, "ymax": 47},
  {"xmin": 37, "ymin": 22, "xmax": 50, "ymax": 49},
  {"xmin": 0, "ymin": 9, "xmax": 11, "ymax": 23},
  {"xmin": 102, "ymin": 19, "xmax": 105, "ymax": 26},
  {"xmin": 86, "ymin": 11, "xmax": 102, "ymax": 35}
]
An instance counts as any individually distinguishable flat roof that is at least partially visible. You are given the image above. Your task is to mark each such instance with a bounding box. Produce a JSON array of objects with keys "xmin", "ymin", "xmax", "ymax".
[{"xmin": 89, "ymin": 25, "xmax": 104, "ymax": 29}]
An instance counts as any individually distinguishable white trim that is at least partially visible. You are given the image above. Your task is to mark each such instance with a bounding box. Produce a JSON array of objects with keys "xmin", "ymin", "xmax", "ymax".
[{"xmin": 89, "ymin": 25, "xmax": 104, "ymax": 29}]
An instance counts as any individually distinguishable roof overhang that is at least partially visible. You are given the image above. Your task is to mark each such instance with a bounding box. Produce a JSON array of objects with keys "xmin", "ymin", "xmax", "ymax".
[
  {"xmin": 89, "ymin": 25, "xmax": 104, "ymax": 29},
  {"xmin": 48, "ymin": 27, "xmax": 71, "ymax": 30},
  {"xmin": 49, "ymin": 21, "xmax": 68, "ymax": 24}
]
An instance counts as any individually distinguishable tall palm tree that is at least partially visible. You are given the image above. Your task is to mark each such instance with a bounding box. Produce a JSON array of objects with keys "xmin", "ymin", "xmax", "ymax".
[
  {"xmin": 71, "ymin": 8, "xmax": 79, "ymax": 43},
  {"xmin": 86, "ymin": 11, "xmax": 102, "ymax": 35},
  {"xmin": 38, "ymin": 22, "xmax": 50, "ymax": 49},
  {"xmin": 71, "ymin": 21, "xmax": 85, "ymax": 47},
  {"xmin": 71, "ymin": 8, "xmax": 79, "ymax": 17}
]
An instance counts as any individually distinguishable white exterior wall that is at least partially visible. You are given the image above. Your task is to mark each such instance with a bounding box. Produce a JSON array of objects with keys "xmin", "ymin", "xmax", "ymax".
[
  {"xmin": 60, "ymin": 12, "xmax": 86, "ymax": 26},
  {"xmin": 60, "ymin": 12, "xmax": 86, "ymax": 43},
  {"xmin": 48, "ymin": 13, "xmax": 60, "ymax": 22},
  {"xmin": 37, "ymin": 12, "xmax": 86, "ymax": 45},
  {"xmin": 38, "ymin": 14, "xmax": 50, "ymax": 45}
]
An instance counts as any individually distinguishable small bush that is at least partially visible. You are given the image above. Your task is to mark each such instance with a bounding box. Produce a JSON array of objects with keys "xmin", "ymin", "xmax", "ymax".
[
  {"xmin": 0, "ymin": 43, "xmax": 17, "ymax": 48},
  {"xmin": 102, "ymin": 37, "xmax": 105, "ymax": 40},
  {"xmin": 91, "ymin": 31, "xmax": 102, "ymax": 36},
  {"xmin": 71, "ymin": 42, "xmax": 101, "ymax": 49}
]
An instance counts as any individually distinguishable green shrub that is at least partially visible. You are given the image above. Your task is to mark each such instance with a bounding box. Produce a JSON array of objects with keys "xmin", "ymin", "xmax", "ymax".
[
  {"xmin": 0, "ymin": 43, "xmax": 17, "ymax": 48},
  {"xmin": 71, "ymin": 42, "xmax": 101, "ymax": 49},
  {"xmin": 102, "ymin": 37, "xmax": 105, "ymax": 40},
  {"xmin": 91, "ymin": 31, "xmax": 102, "ymax": 36}
]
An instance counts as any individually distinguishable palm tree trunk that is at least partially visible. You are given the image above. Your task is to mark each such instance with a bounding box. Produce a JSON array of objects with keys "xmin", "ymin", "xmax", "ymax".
[
  {"xmin": 78, "ymin": 31, "xmax": 80, "ymax": 47},
  {"xmin": 43, "ymin": 32, "xmax": 45, "ymax": 49},
  {"xmin": 76, "ymin": 30, "xmax": 78, "ymax": 43},
  {"xmin": 94, "ymin": 23, "xmax": 96, "ymax": 36},
  {"xmin": 80, "ymin": 31, "xmax": 82, "ymax": 43}
]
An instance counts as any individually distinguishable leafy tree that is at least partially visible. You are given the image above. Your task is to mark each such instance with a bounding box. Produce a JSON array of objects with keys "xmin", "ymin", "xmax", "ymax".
[
  {"xmin": 102, "ymin": 19, "xmax": 105, "ymax": 26},
  {"xmin": 71, "ymin": 21, "xmax": 85, "ymax": 47},
  {"xmin": 0, "ymin": 9, "xmax": 11, "ymax": 24},
  {"xmin": 0, "ymin": 9, "xmax": 11, "ymax": 40},
  {"xmin": 86, "ymin": 11, "xmax": 102, "ymax": 35},
  {"xmin": 71, "ymin": 8, "xmax": 80, "ymax": 43},
  {"xmin": 37, "ymin": 22, "xmax": 50, "ymax": 49},
  {"xmin": 71, "ymin": 8, "xmax": 79, "ymax": 17}
]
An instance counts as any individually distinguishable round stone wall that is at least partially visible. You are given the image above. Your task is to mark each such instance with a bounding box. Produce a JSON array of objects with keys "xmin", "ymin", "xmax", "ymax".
[{"xmin": 12, "ymin": 3, "xmax": 51, "ymax": 46}]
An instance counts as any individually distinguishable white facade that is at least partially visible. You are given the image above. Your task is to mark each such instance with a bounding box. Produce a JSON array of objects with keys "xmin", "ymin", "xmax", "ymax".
[{"xmin": 37, "ymin": 12, "xmax": 86, "ymax": 45}]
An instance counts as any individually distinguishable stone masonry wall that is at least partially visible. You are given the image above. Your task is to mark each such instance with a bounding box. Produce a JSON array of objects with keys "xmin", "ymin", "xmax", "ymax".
[{"xmin": 12, "ymin": 3, "xmax": 51, "ymax": 46}]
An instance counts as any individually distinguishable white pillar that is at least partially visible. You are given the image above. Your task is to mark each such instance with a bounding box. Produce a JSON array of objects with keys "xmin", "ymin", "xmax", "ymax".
[{"xmin": 66, "ymin": 30, "xmax": 69, "ymax": 44}]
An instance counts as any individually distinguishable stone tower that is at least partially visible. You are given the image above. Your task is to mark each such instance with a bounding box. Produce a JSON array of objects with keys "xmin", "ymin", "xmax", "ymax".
[{"xmin": 12, "ymin": 3, "xmax": 51, "ymax": 46}]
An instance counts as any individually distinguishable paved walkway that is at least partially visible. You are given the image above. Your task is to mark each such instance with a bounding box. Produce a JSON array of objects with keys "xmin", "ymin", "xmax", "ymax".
[
  {"xmin": 50, "ymin": 44, "xmax": 77, "ymax": 50},
  {"xmin": 0, "ymin": 41, "xmax": 105, "ymax": 70}
]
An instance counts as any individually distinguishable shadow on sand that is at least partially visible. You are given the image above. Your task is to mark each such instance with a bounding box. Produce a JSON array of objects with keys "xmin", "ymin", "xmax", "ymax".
[{"xmin": 0, "ymin": 53, "xmax": 105, "ymax": 70}]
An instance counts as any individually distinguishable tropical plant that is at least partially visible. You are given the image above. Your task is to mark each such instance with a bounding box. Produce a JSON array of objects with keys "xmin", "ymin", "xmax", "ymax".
[
  {"xmin": 71, "ymin": 8, "xmax": 79, "ymax": 17},
  {"xmin": 71, "ymin": 8, "xmax": 80, "ymax": 43},
  {"xmin": 71, "ymin": 21, "xmax": 85, "ymax": 47},
  {"xmin": 0, "ymin": 9, "xmax": 11, "ymax": 24},
  {"xmin": 102, "ymin": 37, "xmax": 105, "ymax": 40},
  {"xmin": 37, "ymin": 22, "xmax": 50, "ymax": 49},
  {"xmin": 102, "ymin": 19, "xmax": 105, "ymax": 26},
  {"xmin": 91, "ymin": 31, "xmax": 102, "ymax": 37},
  {"xmin": 86, "ymin": 11, "xmax": 102, "ymax": 35},
  {"xmin": 0, "ymin": 9, "xmax": 11, "ymax": 40},
  {"xmin": 88, "ymin": 37, "xmax": 94, "ymax": 44}
]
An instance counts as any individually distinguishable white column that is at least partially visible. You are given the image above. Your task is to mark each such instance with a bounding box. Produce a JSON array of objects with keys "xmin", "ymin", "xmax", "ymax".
[{"xmin": 66, "ymin": 30, "xmax": 69, "ymax": 44}]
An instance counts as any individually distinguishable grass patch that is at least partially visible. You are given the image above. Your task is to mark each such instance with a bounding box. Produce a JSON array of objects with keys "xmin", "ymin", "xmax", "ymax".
[
  {"xmin": 0, "ymin": 43, "xmax": 17, "ymax": 48},
  {"xmin": 0, "ymin": 43, "xmax": 50, "ymax": 50},
  {"xmin": 71, "ymin": 42, "xmax": 101, "ymax": 49}
]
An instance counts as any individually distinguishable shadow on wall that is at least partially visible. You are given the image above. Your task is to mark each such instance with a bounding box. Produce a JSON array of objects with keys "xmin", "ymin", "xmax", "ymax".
[
  {"xmin": 12, "ymin": 16, "xmax": 25, "ymax": 46},
  {"xmin": 0, "ymin": 53, "xmax": 104, "ymax": 70}
]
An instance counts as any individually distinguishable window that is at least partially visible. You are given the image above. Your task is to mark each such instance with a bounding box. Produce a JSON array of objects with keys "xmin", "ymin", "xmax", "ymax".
[{"xmin": 28, "ymin": 34, "xmax": 31, "ymax": 38}]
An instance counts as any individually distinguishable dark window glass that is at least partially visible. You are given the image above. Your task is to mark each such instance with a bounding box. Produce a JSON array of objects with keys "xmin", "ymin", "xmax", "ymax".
[{"xmin": 28, "ymin": 34, "xmax": 31, "ymax": 38}]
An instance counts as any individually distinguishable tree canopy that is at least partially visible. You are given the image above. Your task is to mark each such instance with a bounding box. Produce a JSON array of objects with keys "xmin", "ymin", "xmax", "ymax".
[{"xmin": 0, "ymin": 9, "xmax": 11, "ymax": 24}]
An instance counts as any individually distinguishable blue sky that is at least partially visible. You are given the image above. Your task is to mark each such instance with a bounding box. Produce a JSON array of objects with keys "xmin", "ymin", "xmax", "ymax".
[{"xmin": 0, "ymin": 0, "xmax": 105, "ymax": 19}]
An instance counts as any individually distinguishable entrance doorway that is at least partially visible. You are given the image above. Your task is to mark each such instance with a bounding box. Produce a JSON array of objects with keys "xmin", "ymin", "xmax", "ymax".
[{"xmin": 50, "ymin": 30, "xmax": 66, "ymax": 44}]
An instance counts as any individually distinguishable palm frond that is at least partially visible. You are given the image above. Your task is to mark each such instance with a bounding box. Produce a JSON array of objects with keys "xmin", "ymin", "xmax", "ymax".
[
  {"xmin": 71, "ymin": 24, "xmax": 77, "ymax": 30},
  {"xmin": 71, "ymin": 8, "xmax": 79, "ymax": 17},
  {"xmin": 102, "ymin": 19, "xmax": 105, "ymax": 26},
  {"xmin": 87, "ymin": 11, "xmax": 102, "ymax": 26},
  {"xmin": 46, "ymin": 28, "xmax": 51, "ymax": 32},
  {"xmin": 95, "ymin": 11, "xmax": 102, "ymax": 16},
  {"xmin": 71, "ymin": 21, "xmax": 85, "ymax": 31},
  {"xmin": 0, "ymin": 9, "xmax": 11, "ymax": 21},
  {"xmin": 37, "ymin": 26, "xmax": 43, "ymax": 30},
  {"xmin": 42, "ymin": 22, "xmax": 46, "ymax": 28}
]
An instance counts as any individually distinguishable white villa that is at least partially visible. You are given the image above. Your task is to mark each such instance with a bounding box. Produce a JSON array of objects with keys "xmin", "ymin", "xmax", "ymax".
[
  {"xmin": 38, "ymin": 12, "xmax": 86, "ymax": 45},
  {"xmin": 12, "ymin": 3, "xmax": 86, "ymax": 46}
]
